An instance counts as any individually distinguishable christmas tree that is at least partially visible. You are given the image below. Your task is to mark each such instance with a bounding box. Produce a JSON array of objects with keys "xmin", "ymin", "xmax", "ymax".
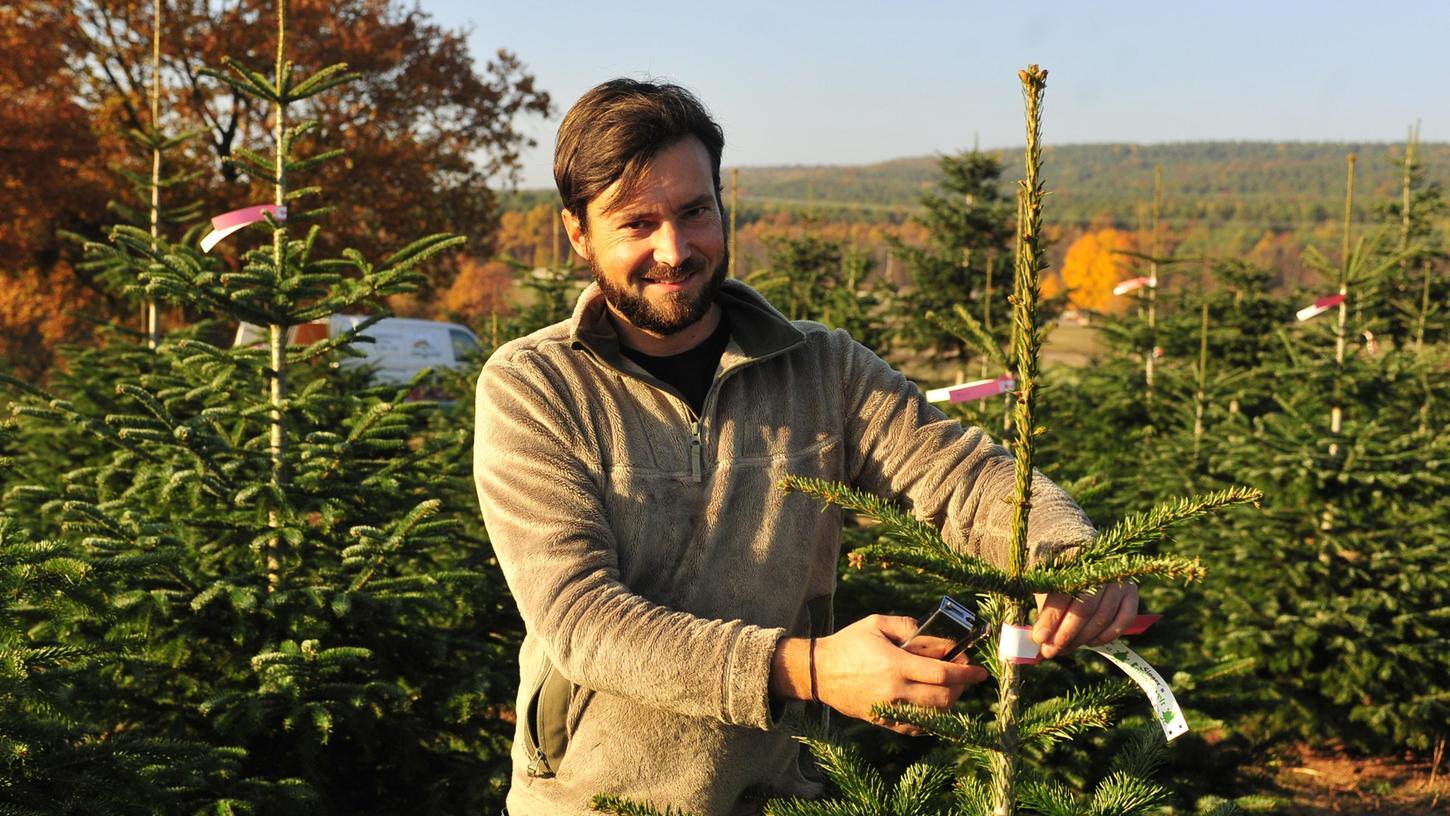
[{"xmin": 1, "ymin": 1, "xmax": 514, "ymax": 810}]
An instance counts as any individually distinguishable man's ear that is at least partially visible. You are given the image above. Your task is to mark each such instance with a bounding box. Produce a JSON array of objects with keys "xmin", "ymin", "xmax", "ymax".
[{"xmin": 560, "ymin": 208, "xmax": 590, "ymax": 261}]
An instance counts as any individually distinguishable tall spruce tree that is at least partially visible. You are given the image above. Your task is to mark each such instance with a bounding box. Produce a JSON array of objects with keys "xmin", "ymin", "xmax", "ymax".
[
  {"xmin": 1, "ymin": 1, "xmax": 514, "ymax": 811},
  {"xmin": 891, "ymin": 148, "xmax": 1015, "ymax": 373}
]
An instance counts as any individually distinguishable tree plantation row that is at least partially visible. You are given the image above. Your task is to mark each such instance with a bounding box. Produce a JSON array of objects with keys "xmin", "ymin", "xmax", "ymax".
[{"xmin": 3, "ymin": 2, "xmax": 1448, "ymax": 814}]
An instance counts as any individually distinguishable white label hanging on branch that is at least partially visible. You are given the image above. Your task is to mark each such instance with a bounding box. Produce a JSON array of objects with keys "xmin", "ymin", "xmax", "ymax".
[
  {"xmin": 1363, "ymin": 330, "xmax": 1379, "ymax": 355},
  {"xmin": 997, "ymin": 614, "xmax": 1186, "ymax": 741},
  {"xmin": 201, "ymin": 204, "xmax": 288, "ymax": 253},
  {"xmin": 1113, "ymin": 276, "xmax": 1156, "ymax": 296},
  {"xmin": 1296, "ymin": 293, "xmax": 1345, "ymax": 322},
  {"xmin": 1087, "ymin": 640, "xmax": 1189, "ymax": 741},
  {"xmin": 924, "ymin": 375, "xmax": 1015, "ymax": 405}
]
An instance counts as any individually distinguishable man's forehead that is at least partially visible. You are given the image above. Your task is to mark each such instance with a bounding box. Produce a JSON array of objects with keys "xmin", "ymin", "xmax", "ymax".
[{"xmin": 588, "ymin": 138, "xmax": 716, "ymax": 218}]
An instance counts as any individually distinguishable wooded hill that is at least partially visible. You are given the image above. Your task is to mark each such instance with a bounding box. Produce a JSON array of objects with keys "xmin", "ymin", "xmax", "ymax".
[
  {"xmin": 730, "ymin": 141, "xmax": 1450, "ymax": 229},
  {"xmin": 504, "ymin": 141, "xmax": 1450, "ymax": 231}
]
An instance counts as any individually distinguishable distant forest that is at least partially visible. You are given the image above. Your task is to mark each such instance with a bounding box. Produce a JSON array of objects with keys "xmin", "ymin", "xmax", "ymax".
[
  {"xmin": 495, "ymin": 141, "xmax": 1448, "ymax": 295},
  {"xmin": 504, "ymin": 141, "xmax": 1448, "ymax": 228}
]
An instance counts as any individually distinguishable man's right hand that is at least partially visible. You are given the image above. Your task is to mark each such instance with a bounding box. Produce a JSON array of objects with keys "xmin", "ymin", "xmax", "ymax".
[{"xmin": 770, "ymin": 614, "xmax": 989, "ymax": 736}]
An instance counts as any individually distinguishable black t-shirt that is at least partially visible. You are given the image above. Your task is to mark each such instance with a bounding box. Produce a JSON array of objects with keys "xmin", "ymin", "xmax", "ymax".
[{"xmin": 620, "ymin": 313, "xmax": 731, "ymax": 416}]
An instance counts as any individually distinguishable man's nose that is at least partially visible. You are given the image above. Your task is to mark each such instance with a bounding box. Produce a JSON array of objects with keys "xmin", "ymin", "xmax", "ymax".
[{"xmin": 651, "ymin": 220, "xmax": 690, "ymax": 267}]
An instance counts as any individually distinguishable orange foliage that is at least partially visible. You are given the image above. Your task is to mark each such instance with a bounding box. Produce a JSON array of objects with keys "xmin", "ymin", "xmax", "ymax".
[
  {"xmin": 1060, "ymin": 228, "xmax": 1139, "ymax": 314},
  {"xmin": 0, "ymin": 266, "xmax": 103, "ymax": 380},
  {"xmin": 1039, "ymin": 269, "xmax": 1065, "ymax": 302},
  {"xmin": 1246, "ymin": 230, "xmax": 1310, "ymax": 289},
  {"xmin": 495, "ymin": 204, "xmax": 563, "ymax": 267},
  {"xmin": 443, "ymin": 258, "xmax": 515, "ymax": 319},
  {"xmin": 63, "ymin": 0, "xmax": 552, "ymax": 293}
]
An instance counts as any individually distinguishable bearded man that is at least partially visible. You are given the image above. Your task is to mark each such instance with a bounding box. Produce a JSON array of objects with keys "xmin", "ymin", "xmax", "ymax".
[{"xmin": 473, "ymin": 78, "xmax": 1138, "ymax": 816}]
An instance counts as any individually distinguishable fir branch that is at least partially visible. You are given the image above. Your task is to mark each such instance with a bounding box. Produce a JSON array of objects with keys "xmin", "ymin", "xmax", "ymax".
[
  {"xmin": 780, "ymin": 477, "xmax": 1000, "ymax": 586},
  {"xmin": 952, "ymin": 777, "xmax": 992, "ymax": 816},
  {"xmin": 853, "ymin": 542, "xmax": 1019, "ymax": 598},
  {"xmin": 870, "ymin": 702, "xmax": 996, "ymax": 749},
  {"xmin": 926, "ymin": 306, "xmax": 1010, "ymax": 372},
  {"xmin": 1019, "ymin": 681, "xmax": 1134, "ymax": 748},
  {"xmin": 590, "ymin": 794, "xmax": 700, "ymax": 816},
  {"xmin": 1085, "ymin": 770, "xmax": 1170, "ymax": 816},
  {"xmin": 793, "ymin": 736, "xmax": 887, "ymax": 805},
  {"xmin": 1071, "ymin": 486, "xmax": 1262, "ymax": 561},
  {"xmin": 1107, "ymin": 727, "xmax": 1167, "ymax": 781},
  {"xmin": 1022, "ymin": 553, "xmax": 1209, "ymax": 595},
  {"xmin": 1016, "ymin": 781, "xmax": 1080, "ymax": 816},
  {"xmin": 890, "ymin": 762, "xmax": 956, "ymax": 815},
  {"xmin": 286, "ymin": 63, "xmax": 360, "ymax": 101}
]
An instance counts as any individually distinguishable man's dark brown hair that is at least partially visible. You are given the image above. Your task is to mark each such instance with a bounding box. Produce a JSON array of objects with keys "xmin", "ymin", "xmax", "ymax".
[{"xmin": 554, "ymin": 78, "xmax": 725, "ymax": 230}]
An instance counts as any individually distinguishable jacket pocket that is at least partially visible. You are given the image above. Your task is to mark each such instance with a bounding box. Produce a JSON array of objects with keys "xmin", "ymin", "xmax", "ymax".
[{"xmin": 522, "ymin": 660, "xmax": 576, "ymax": 778}]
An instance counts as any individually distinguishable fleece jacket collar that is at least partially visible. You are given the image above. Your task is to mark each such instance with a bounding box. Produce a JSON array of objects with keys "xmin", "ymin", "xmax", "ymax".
[{"xmin": 568, "ymin": 278, "xmax": 805, "ymax": 374}]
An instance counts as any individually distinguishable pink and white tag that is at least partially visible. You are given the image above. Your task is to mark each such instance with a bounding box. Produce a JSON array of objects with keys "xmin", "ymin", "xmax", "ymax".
[
  {"xmin": 1296, "ymin": 293, "xmax": 1345, "ymax": 322},
  {"xmin": 200, "ymin": 204, "xmax": 288, "ymax": 253},
  {"xmin": 1113, "ymin": 276, "xmax": 1156, "ymax": 296},
  {"xmin": 997, "ymin": 613, "xmax": 1187, "ymax": 741},
  {"xmin": 924, "ymin": 375, "xmax": 1015, "ymax": 405}
]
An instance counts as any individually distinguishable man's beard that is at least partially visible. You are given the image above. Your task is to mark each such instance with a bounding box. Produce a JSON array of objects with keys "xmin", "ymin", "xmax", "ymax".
[{"xmin": 591, "ymin": 247, "xmax": 728, "ymax": 336}]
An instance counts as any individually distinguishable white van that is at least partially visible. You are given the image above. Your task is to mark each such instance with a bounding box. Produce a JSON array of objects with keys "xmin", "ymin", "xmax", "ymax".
[{"xmin": 233, "ymin": 315, "xmax": 482, "ymax": 386}]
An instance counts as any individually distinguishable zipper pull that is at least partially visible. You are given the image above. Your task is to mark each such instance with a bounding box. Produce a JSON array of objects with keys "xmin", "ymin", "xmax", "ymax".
[{"xmin": 689, "ymin": 420, "xmax": 703, "ymax": 483}]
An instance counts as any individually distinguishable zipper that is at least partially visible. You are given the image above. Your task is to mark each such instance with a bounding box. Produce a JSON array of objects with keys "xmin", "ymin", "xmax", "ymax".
[
  {"xmin": 522, "ymin": 663, "xmax": 555, "ymax": 778},
  {"xmin": 689, "ymin": 419, "xmax": 704, "ymax": 482}
]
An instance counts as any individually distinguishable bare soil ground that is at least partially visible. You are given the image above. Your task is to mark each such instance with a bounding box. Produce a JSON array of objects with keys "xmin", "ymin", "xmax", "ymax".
[{"xmin": 1249, "ymin": 743, "xmax": 1449, "ymax": 815}]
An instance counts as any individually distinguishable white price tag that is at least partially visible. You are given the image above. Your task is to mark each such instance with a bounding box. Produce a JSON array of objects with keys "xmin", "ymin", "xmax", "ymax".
[{"xmin": 1086, "ymin": 640, "xmax": 1189, "ymax": 741}]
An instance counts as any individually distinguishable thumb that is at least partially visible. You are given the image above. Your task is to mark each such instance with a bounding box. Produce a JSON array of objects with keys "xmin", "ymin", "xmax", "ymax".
[{"xmin": 872, "ymin": 614, "xmax": 921, "ymax": 646}]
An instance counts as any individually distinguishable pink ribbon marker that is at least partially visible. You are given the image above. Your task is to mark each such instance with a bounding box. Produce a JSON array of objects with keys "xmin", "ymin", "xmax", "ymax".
[
  {"xmin": 1296, "ymin": 292, "xmax": 1345, "ymax": 322},
  {"xmin": 201, "ymin": 204, "xmax": 287, "ymax": 253},
  {"xmin": 924, "ymin": 375, "xmax": 1015, "ymax": 405},
  {"xmin": 1113, "ymin": 276, "xmax": 1155, "ymax": 296}
]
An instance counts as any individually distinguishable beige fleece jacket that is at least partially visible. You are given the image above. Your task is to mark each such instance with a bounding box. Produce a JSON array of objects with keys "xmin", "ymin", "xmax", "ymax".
[{"xmin": 473, "ymin": 279, "xmax": 1094, "ymax": 816}]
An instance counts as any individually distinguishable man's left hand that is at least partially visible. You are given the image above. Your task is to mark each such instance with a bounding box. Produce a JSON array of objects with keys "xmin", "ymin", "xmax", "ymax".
[{"xmin": 1032, "ymin": 582, "xmax": 1138, "ymax": 659}]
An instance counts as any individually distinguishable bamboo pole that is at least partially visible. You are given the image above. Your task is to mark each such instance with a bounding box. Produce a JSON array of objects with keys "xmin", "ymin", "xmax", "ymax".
[
  {"xmin": 1328, "ymin": 154, "xmax": 1355, "ymax": 460},
  {"xmin": 146, "ymin": 0, "xmax": 162, "ymax": 349},
  {"xmin": 981, "ymin": 249, "xmax": 996, "ymax": 379},
  {"xmin": 1145, "ymin": 166, "xmax": 1162, "ymax": 405},
  {"xmin": 990, "ymin": 64, "xmax": 1048, "ymax": 816},
  {"xmin": 1193, "ymin": 302, "xmax": 1209, "ymax": 464},
  {"xmin": 1400, "ymin": 123, "xmax": 1417, "ymax": 281},
  {"xmin": 266, "ymin": 0, "xmax": 291, "ymax": 592}
]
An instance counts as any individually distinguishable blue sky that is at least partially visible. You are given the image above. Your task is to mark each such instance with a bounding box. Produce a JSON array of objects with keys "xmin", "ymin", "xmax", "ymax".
[{"xmin": 420, "ymin": 0, "xmax": 1450, "ymax": 189}]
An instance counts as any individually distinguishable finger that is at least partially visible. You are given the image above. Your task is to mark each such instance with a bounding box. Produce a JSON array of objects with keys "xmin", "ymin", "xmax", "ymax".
[
  {"xmin": 1033, "ymin": 592, "xmax": 1072, "ymax": 645},
  {"xmin": 873, "ymin": 716, "xmax": 923, "ymax": 737},
  {"xmin": 901, "ymin": 654, "xmax": 982, "ymax": 687},
  {"xmin": 1043, "ymin": 589, "xmax": 1105, "ymax": 658},
  {"xmin": 873, "ymin": 615, "xmax": 921, "ymax": 645},
  {"xmin": 1076, "ymin": 583, "xmax": 1125, "ymax": 647},
  {"xmin": 1089, "ymin": 584, "xmax": 1140, "ymax": 646}
]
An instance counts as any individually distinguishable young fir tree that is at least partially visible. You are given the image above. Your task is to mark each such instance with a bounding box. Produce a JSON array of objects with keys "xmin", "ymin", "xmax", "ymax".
[
  {"xmin": 593, "ymin": 65, "xmax": 1261, "ymax": 816},
  {"xmin": 748, "ymin": 229, "xmax": 894, "ymax": 354},
  {"xmin": 889, "ymin": 147, "xmax": 1016, "ymax": 374},
  {"xmin": 2, "ymin": 1, "xmax": 514, "ymax": 811},
  {"xmin": 1369, "ymin": 125, "xmax": 1449, "ymax": 351},
  {"xmin": 1175, "ymin": 154, "xmax": 1450, "ymax": 754}
]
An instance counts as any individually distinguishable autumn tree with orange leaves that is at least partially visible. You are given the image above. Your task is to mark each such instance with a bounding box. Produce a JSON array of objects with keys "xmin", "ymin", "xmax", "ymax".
[
  {"xmin": 64, "ymin": 0, "xmax": 551, "ymax": 292},
  {"xmin": 1, "ymin": 0, "xmax": 549, "ymax": 379},
  {"xmin": 0, "ymin": 4, "xmax": 114, "ymax": 379},
  {"xmin": 1060, "ymin": 227, "xmax": 1138, "ymax": 314}
]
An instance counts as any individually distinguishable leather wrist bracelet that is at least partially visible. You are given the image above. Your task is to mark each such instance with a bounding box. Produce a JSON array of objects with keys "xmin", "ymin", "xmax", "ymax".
[{"xmin": 809, "ymin": 637, "xmax": 820, "ymax": 704}]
